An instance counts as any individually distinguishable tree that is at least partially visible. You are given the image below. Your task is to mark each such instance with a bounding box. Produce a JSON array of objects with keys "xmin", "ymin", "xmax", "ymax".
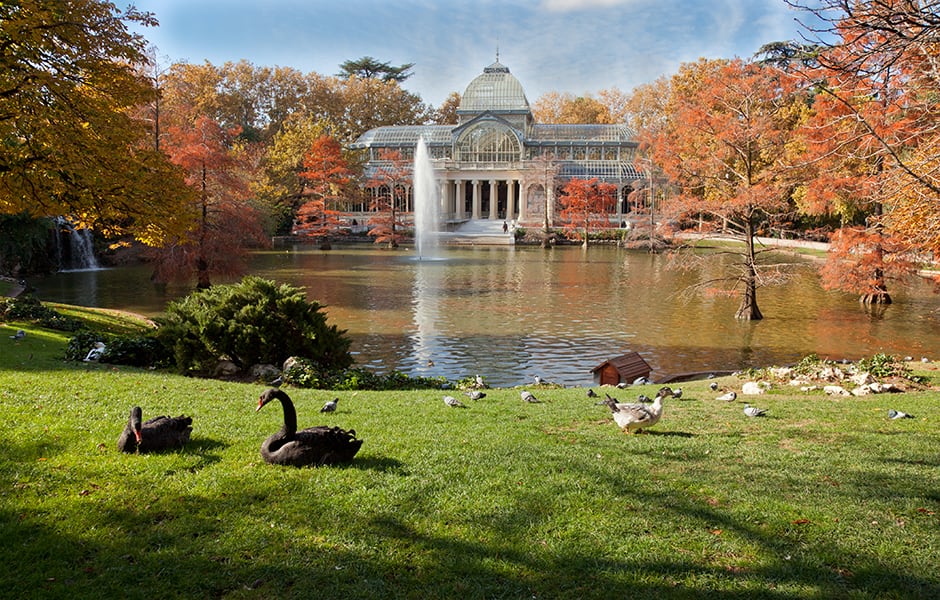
[
  {"xmin": 433, "ymin": 92, "xmax": 461, "ymax": 125},
  {"xmin": 338, "ymin": 56, "xmax": 415, "ymax": 82},
  {"xmin": 558, "ymin": 178, "xmax": 618, "ymax": 247},
  {"xmin": 532, "ymin": 92, "xmax": 614, "ymax": 124},
  {"xmin": 340, "ymin": 76, "xmax": 431, "ymax": 141},
  {"xmin": 652, "ymin": 58, "xmax": 805, "ymax": 320},
  {"xmin": 366, "ymin": 149, "xmax": 411, "ymax": 248},
  {"xmin": 155, "ymin": 116, "xmax": 267, "ymax": 288},
  {"xmin": 294, "ymin": 135, "xmax": 354, "ymax": 249},
  {"xmin": 785, "ymin": 0, "xmax": 938, "ymax": 303},
  {"xmin": 0, "ymin": 0, "xmax": 193, "ymax": 244}
]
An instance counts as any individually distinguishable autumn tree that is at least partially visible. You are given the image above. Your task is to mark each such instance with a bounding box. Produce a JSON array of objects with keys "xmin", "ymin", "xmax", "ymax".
[
  {"xmin": 532, "ymin": 92, "xmax": 614, "ymax": 124},
  {"xmin": 558, "ymin": 178, "xmax": 618, "ymax": 247},
  {"xmin": 0, "ymin": 0, "xmax": 193, "ymax": 244},
  {"xmin": 784, "ymin": 0, "xmax": 937, "ymax": 303},
  {"xmin": 294, "ymin": 135, "xmax": 354, "ymax": 249},
  {"xmin": 653, "ymin": 58, "xmax": 805, "ymax": 320},
  {"xmin": 432, "ymin": 92, "xmax": 461, "ymax": 125},
  {"xmin": 366, "ymin": 149, "xmax": 411, "ymax": 248},
  {"xmin": 155, "ymin": 116, "xmax": 267, "ymax": 288}
]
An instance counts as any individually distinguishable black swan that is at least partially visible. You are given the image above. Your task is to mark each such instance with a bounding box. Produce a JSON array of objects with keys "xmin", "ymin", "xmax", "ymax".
[
  {"xmin": 117, "ymin": 406, "xmax": 192, "ymax": 453},
  {"xmin": 256, "ymin": 388, "xmax": 362, "ymax": 467}
]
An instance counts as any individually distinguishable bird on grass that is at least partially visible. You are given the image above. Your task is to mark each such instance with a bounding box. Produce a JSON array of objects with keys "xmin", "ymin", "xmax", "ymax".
[
  {"xmin": 117, "ymin": 406, "xmax": 192, "ymax": 453},
  {"xmin": 256, "ymin": 388, "xmax": 361, "ymax": 467},
  {"xmin": 672, "ymin": 387, "xmax": 683, "ymax": 400},
  {"xmin": 444, "ymin": 395, "xmax": 466, "ymax": 408},
  {"xmin": 586, "ymin": 388, "xmax": 598, "ymax": 398},
  {"xmin": 521, "ymin": 390, "xmax": 541, "ymax": 403},
  {"xmin": 533, "ymin": 375, "xmax": 542, "ymax": 385},
  {"xmin": 633, "ymin": 376, "xmax": 650, "ymax": 385},
  {"xmin": 709, "ymin": 382, "xmax": 719, "ymax": 391},
  {"xmin": 9, "ymin": 329, "xmax": 25, "ymax": 341},
  {"xmin": 743, "ymin": 404, "xmax": 767, "ymax": 417},
  {"xmin": 717, "ymin": 390, "xmax": 737, "ymax": 402},
  {"xmin": 603, "ymin": 387, "xmax": 669, "ymax": 434},
  {"xmin": 475, "ymin": 374, "xmax": 486, "ymax": 388},
  {"xmin": 320, "ymin": 398, "xmax": 339, "ymax": 413},
  {"xmin": 465, "ymin": 390, "xmax": 486, "ymax": 400},
  {"xmin": 888, "ymin": 409, "xmax": 914, "ymax": 419},
  {"xmin": 636, "ymin": 394, "xmax": 652, "ymax": 404}
]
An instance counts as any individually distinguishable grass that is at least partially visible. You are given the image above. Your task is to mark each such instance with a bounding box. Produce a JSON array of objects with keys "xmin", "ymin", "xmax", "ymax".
[{"xmin": 1, "ymin": 311, "xmax": 939, "ymax": 599}]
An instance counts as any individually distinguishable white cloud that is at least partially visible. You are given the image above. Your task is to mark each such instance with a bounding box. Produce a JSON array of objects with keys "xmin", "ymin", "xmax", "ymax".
[{"xmin": 540, "ymin": 0, "xmax": 647, "ymax": 11}]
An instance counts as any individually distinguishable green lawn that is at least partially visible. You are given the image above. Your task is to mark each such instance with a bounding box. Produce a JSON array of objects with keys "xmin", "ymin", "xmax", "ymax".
[{"xmin": 1, "ymin": 313, "xmax": 938, "ymax": 599}]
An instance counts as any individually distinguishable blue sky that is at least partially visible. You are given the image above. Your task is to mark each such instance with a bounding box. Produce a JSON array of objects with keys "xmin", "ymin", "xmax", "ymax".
[{"xmin": 133, "ymin": 0, "xmax": 817, "ymax": 107}]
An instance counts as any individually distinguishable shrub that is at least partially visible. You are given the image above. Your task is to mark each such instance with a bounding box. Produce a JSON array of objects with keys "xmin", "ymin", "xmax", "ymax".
[
  {"xmin": 1, "ymin": 296, "xmax": 83, "ymax": 331},
  {"xmin": 65, "ymin": 330, "xmax": 171, "ymax": 368},
  {"xmin": 857, "ymin": 353, "xmax": 910, "ymax": 379},
  {"xmin": 156, "ymin": 276, "xmax": 353, "ymax": 375}
]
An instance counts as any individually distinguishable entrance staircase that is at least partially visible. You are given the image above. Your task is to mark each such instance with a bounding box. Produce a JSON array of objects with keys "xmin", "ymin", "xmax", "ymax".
[{"xmin": 439, "ymin": 219, "xmax": 514, "ymax": 245}]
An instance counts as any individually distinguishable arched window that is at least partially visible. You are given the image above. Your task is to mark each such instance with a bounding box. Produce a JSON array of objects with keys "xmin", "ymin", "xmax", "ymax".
[{"xmin": 455, "ymin": 123, "xmax": 521, "ymax": 163}]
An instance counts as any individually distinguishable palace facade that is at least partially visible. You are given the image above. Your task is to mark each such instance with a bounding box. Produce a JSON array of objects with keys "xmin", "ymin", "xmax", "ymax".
[{"xmin": 350, "ymin": 60, "xmax": 644, "ymax": 228}]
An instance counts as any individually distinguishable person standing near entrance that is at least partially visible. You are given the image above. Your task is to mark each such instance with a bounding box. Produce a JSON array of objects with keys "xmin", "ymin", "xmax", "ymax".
[{"xmin": 503, "ymin": 220, "xmax": 508, "ymax": 233}]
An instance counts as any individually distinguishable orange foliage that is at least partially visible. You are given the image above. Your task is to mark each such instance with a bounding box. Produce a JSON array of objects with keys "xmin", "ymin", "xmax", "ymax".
[
  {"xmin": 293, "ymin": 135, "xmax": 353, "ymax": 243},
  {"xmin": 155, "ymin": 116, "xmax": 267, "ymax": 287},
  {"xmin": 558, "ymin": 178, "xmax": 617, "ymax": 244},
  {"xmin": 366, "ymin": 149, "xmax": 410, "ymax": 248},
  {"xmin": 818, "ymin": 226, "xmax": 912, "ymax": 303}
]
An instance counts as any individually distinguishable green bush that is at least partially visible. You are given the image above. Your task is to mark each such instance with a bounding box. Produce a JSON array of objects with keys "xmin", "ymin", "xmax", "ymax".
[
  {"xmin": 282, "ymin": 358, "xmax": 447, "ymax": 391},
  {"xmin": 156, "ymin": 276, "xmax": 353, "ymax": 375},
  {"xmin": 65, "ymin": 330, "xmax": 171, "ymax": 368},
  {"xmin": 1, "ymin": 296, "xmax": 83, "ymax": 331}
]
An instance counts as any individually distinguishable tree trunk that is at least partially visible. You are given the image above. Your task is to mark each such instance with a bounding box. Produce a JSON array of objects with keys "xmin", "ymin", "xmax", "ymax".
[{"xmin": 735, "ymin": 218, "xmax": 763, "ymax": 320}]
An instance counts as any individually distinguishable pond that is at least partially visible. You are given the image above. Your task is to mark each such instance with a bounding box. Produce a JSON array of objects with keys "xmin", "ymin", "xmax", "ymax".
[{"xmin": 31, "ymin": 244, "xmax": 940, "ymax": 387}]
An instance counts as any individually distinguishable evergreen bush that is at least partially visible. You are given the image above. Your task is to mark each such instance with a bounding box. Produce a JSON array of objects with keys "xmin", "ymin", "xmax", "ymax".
[{"xmin": 156, "ymin": 276, "xmax": 353, "ymax": 375}]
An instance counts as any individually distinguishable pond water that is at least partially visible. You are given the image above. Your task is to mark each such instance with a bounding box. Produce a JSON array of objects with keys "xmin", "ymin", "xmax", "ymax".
[{"xmin": 30, "ymin": 244, "xmax": 940, "ymax": 387}]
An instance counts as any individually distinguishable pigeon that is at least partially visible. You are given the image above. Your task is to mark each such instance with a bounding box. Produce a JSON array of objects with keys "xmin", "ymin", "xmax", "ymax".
[
  {"xmin": 9, "ymin": 329, "xmax": 25, "ymax": 340},
  {"xmin": 636, "ymin": 394, "xmax": 652, "ymax": 403},
  {"xmin": 672, "ymin": 388, "xmax": 683, "ymax": 400},
  {"xmin": 268, "ymin": 375, "xmax": 283, "ymax": 388},
  {"xmin": 586, "ymin": 388, "xmax": 598, "ymax": 398},
  {"xmin": 465, "ymin": 390, "xmax": 486, "ymax": 400},
  {"xmin": 743, "ymin": 404, "xmax": 767, "ymax": 417},
  {"xmin": 887, "ymin": 409, "xmax": 914, "ymax": 419},
  {"xmin": 521, "ymin": 390, "xmax": 541, "ymax": 403},
  {"xmin": 320, "ymin": 397, "xmax": 339, "ymax": 413},
  {"xmin": 444, "ymin": 395, "xmax": 466, "ymax": 408},
  {"xmin": 709, "ymin": 382, "xmax": 719, "ymax": 391},
  {"xmin": 716, "ymin": 391, "xmax": 737, "ymax": 402},
  {"xmin": 633, "ymin": 376, "xmax": 650, "ymax": 386}
]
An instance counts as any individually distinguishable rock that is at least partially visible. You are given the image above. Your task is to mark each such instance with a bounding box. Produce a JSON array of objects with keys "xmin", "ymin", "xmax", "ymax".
[
  {"xmin": 742, "ymin": 381, "xmax": 766, "ymax": 395},
  {"xmin": 213, "ymin": 360, "xmax": 240, "ymax": 377},
  {"xmin": 770, "ymin": 367, "xmax": 793, "ymax": 379},
  {"xmin": 851, "ymin": 386, "xmax": 871, "ymax": 396},
  {"xmin": 283, "ymin": 356, "xmax": 302, "ymax": 371},
  {"xmin": 249, "ymin": 363, "xmax": 280, "ymax": 382},
  {"xmin": 823, "ymin": 385, "xmax": 851, "ymax": 396},
  {"xmin": 850, "ymin": 372, "xmax": 874, "ymax": 386}
]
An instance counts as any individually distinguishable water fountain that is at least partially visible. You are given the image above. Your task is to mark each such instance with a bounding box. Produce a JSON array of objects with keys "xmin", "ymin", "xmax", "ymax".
[{"xmin": 413, "ymin": 137, "xmax": 441, "ymax": 259}]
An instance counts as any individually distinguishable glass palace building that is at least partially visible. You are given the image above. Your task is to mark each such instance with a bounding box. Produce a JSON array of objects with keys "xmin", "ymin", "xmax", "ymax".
[{"xmin": 350, "ymin": 60, "xmax": 644, "ymax": 228}]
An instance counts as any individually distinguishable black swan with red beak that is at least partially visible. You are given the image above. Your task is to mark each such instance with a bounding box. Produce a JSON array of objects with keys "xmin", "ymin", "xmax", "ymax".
[
  {"xmin": 117, "ymin": 406, "xmax": 192, "ymax": 453},
  {"xmin": 256, "ymin": 388, "xmax": 362, "ymax": 467}
]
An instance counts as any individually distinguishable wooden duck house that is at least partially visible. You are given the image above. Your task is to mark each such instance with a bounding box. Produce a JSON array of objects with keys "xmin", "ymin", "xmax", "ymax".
[{"xmin": 591, "ymin": 352, "xmax": 652, "ymax": 386}]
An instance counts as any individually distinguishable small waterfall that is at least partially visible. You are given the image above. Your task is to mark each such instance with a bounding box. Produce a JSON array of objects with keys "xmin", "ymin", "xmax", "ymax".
[
  {"xmin": 55, "ymin": 217, "xmax": 100, "ymax": 271},
  {"xmin": 413, "ymin": 137, "xmax": 441, "ymax": 259}
]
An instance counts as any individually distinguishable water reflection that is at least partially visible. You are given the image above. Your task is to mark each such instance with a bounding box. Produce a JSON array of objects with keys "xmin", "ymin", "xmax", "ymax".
[{"xmin": 29, "ymin": 245, "xmax": 940, "ymax": 387}]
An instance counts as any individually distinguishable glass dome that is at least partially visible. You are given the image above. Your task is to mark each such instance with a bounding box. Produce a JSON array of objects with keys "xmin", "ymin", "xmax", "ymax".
[{"xmin": 458, "ymin": 61, "xmax": 531, "ymax": 115}]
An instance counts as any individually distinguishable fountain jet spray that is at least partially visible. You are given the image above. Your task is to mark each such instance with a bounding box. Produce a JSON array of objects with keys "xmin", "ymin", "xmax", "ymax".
[{"xmin": 413, "ymin": 137, "xmax": 441, "ymax": 259}]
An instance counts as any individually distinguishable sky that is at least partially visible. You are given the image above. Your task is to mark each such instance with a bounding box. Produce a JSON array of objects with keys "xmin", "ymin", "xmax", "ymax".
[{"xmin": 132, "ymin": 0, "xmax": 819, "ymax": 107}]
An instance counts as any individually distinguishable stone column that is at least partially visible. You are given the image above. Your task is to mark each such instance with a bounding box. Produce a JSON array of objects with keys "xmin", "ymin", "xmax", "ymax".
[
  {"xmin": 507, "ymin": 179, "xmax": 516, "ymax": 222},
  {"xmin": 489, "ymin": 179, "xmax": 498, "ymax": 220},
  {"xmin": 471, "ymin": 180, "xmax": 481, "ymax": 220},
  {"xmin": 439, "ymin": 180, "xmax": 448, "ymax": 221}
]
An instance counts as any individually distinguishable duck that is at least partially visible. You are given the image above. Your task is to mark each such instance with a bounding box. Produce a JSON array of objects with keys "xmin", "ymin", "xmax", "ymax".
[
  {"xmin": 256, "ymin": 388, "xmax": 362, "ymax": 467},
  {"xmin": 320, "ymin": 397, "xmax": 339, "ymax": 413},
  {"xmin": 117, "ymin": 406, "xmax": 192, "ymax": 453},
  {"xmin": 603, "ymin": 387, "xmax": 668, "ymax": 433}
]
